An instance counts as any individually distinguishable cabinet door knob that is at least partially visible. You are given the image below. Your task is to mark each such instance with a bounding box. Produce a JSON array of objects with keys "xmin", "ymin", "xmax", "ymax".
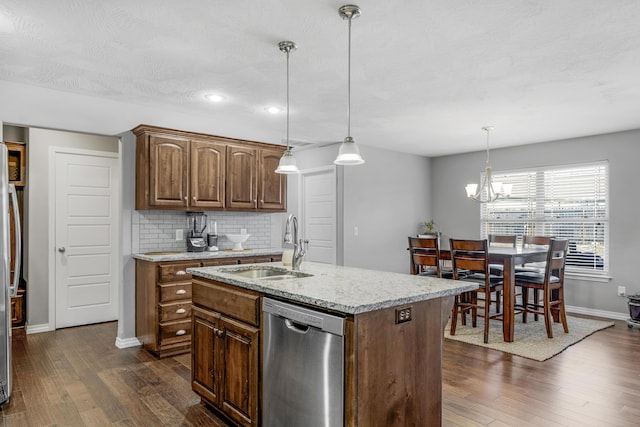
[
  {"xmin": 176, "ymin": 289, "xmax": 187, "ymax": 295},
  {"xmin": 184, "ymin": 196, "xmax": 188, "ymax": 201},
  {"xmin": 217, "ymin": 329, "xmax": 224, "ymax": 338},
  {"xmin": 58, "ymin": 247, "xmax": 66, "ymax": 253},
  {"xmin": 175, "ymin": 329, "xmax": 186, "ymax": 336},
  {"xmin": 193, "ymin": 196, "xmax": 197, "ymax": 201},
  {"xmin": 176, "ymin": 308, "xmax": 186, "ymax": 314}
]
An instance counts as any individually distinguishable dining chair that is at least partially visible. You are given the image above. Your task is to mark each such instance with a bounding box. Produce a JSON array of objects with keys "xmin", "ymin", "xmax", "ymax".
[
  {"xmin": 515, "ymin": 238, "xmax": 570, "ymax": 338},
  {"xmin": 516, "ymin": 235, "xmax": 553, "ymax": 319},
  {"xmin": 487, "ymin": 234, "xmax": 517, "ymax": 310},
  {"xmin": 449, "ymin": 239, "xmax": 504, "ymax": 344},
  {"xmin": 408, "ymin": 236, "xmax": 441, "ymax": 277}
]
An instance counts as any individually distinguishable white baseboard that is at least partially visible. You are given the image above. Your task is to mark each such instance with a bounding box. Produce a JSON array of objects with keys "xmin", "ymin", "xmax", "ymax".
[
  {"xmin": 115, "ymin": 336, "xmax": 142, "ymax": 349},
  {"xmin": 25, "ymin": 323, "xmax": 52, "ymax": 334},
  {"xmin": 566, "ymin": 305, "xmax": 628, "ymax": 321}
]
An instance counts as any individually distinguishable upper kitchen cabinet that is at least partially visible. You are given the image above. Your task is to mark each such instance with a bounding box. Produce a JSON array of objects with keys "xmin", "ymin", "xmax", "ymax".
[
  {"xmin": 134, "ymin": 125, "xmax": 286, "ymax": 212},
  {"xmin": 148, "ymin": 135, "xmax": 190, "ymax": 209},
  {"xmin": 226, "ymin": 146, "xmax": 287, "ymax": 211},
  {"xmin": 226, "ymin": 145, "xmax": 258, "ymax": 210},
  {"xmin": 191, "ymin": 139, "xmax": 226, "ymax": 209},
  {"xmin": 258, "ymin": 148, "xmax": 287, "ymax": 210}
]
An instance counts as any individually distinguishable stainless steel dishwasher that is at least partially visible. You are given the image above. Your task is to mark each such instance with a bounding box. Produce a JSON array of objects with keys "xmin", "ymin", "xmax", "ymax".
[{"xmin": 262, "ymin": 297, "xmax": 345, "ymax": 427}]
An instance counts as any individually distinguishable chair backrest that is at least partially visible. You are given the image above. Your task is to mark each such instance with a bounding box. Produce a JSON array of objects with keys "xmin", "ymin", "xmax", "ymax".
[
  {"xmin": 522, "ymin": 235, "xmax": 552, "ymax": 248},
  {"xmin": 408, "ymin": 236, "xmax": 441, "ymax": 276},
  {"xmin": 449, "ymin": 239, "xmax": 489, "ymax": 280},
  {"xmin": 544, "ymin": 238, "xmax": 569, "ymax": 283},
  {"xmin": 488, "ymin": 234, "xmax": 516, "ymax": 248}
]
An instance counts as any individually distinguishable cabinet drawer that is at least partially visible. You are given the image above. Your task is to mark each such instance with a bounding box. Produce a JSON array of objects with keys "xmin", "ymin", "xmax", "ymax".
[
  {"xmin": 159, "ymin": 301, "xmax": 192, "ymax": 322},
  {"xmin": 159, "ymin": 319, "xmax": 191, "ymax": 344},
  {"xmin": 158, "ymin": 262, "xmax": 200, "ymax": 282},
  {"xmin": 192, "ymin": 278, "xmax": 260, "ymax": 326},
  {"xmin": 159, "ymin": 282, "xmax": 192, "ymax": 302}
]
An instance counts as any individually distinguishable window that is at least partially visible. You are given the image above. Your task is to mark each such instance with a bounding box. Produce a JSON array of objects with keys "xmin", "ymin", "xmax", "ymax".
[{"xmin": 480, "ymin": 162, "xmax": 609, "ymax": 276}]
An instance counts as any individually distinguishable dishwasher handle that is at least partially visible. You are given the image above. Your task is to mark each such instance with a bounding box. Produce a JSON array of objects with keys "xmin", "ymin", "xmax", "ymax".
[{"xmin": 284, "ymin": 319, "xmax": 310, "ymax": 334}]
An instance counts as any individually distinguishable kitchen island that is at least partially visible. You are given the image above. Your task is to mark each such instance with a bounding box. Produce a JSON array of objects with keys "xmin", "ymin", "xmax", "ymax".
[{"xmin": 188, "ymin": 262, "xmax": 476, "ymax": 427}]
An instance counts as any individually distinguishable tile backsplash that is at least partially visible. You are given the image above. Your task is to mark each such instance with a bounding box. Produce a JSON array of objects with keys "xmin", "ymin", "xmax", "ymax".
[{"xmin": 132, "ymin": 210, "xmax": 279, "ymax": 253}]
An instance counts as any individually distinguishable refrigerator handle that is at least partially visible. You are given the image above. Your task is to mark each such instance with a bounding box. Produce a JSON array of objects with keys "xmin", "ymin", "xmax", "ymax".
[{"xmin": 8, "ymin": 184, "xmax": 20, "ymax": 297}]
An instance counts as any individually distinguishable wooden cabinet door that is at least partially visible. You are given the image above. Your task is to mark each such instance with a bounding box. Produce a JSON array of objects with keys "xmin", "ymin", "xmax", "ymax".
[
  {"xmin": 219, "ymin": 316, "xmax": 259, "ymax": 427},
  {"xmin": 192, "ymin": 306, "xmax": 221, "ymax": 405},
  {"xmin": 191, "ymin": 139, "xmax": 226, "ymax": 209},
  {"xmin": 258, "ymin": 148, "xmax": 286, "ymax": 211},
  {"xmin": 149, "ymin": 135, "xmax": 190, "ymax": 208},
  {"xmin": 226, "ymin": 146, "xmax": 258, "ymax": 210}
]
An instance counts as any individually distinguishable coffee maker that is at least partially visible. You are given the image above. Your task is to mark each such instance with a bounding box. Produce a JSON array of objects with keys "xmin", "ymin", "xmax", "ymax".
[{"xmin": 186, "ymin": 212, "xmax": 207, "ymax": 252}]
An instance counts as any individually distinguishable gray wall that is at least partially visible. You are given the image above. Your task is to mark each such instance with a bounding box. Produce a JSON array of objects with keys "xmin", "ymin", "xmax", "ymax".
[
  {"xmin": 290, "ymin": 143, "xmax": 432, "ymax": 273},
  {"xmin": 431, "ymin": 129, "xmax": 640, "ymax": 317}
]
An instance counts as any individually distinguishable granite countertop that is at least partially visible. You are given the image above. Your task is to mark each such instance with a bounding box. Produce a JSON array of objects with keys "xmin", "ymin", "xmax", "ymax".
[
  {"xmin": 187, "ymin": 262, "xmax": 477, "ymax": 315},
  {"xmin": 132, "ymin": 248, "xmax": 283, "ymax": 262}
]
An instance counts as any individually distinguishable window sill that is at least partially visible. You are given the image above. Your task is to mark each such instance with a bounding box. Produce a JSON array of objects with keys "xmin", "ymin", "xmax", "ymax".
[{"xmin": 565, "ymin": 271, "xmax": 611, "ymax": 283}]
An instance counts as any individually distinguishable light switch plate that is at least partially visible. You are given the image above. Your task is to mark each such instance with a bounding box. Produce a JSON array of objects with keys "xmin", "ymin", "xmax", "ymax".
[{"xmin": 176, "ymin": 229, "xmax": 183, "ymax": 241}]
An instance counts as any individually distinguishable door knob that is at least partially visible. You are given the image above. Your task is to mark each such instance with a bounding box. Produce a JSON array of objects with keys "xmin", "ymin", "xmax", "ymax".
[{"xmin": 58, "ymin": 247, "xmax": 66, "ymax": 253}]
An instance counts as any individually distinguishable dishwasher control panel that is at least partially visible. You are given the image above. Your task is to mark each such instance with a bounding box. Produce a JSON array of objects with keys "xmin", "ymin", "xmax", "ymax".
[{"xmin": 263, "ymin": 298, "xmax": 344, "ymax": 336}]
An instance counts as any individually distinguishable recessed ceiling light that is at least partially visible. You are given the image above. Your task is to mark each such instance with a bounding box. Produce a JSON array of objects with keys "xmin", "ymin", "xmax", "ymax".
[
  {"xmin": 266, "ymin": 106, "xmax": 282, "ymax": 114},
  {"xmin": 204, "ymin": 93, "xmax": 225, "ymax": 103}
]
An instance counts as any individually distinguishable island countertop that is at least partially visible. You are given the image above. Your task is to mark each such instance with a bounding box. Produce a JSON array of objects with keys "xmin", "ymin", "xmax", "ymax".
[{"xmin": 187, "ymin": 261, "xmax": 477, "ymax": 315}]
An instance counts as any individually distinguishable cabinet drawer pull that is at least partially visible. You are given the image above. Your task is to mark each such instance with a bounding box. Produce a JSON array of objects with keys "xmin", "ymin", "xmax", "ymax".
[
  {"xmin": 176, "ymin": 308, "xmax": 186, "ymax": 314},
  {"xmin": 175, "ymin": 270, "xmax": 187, "ymax": 275},
  {"xmin": 175, "ymin": 329, "xmax": 186, "ymax": 336},
  {"xmin": 176, "ymin": 289, "xmax": 187, "ymax": 295}
]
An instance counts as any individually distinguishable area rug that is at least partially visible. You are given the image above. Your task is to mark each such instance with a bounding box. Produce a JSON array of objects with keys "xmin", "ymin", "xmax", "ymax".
[{"xmin": 444, "ymin": 315, "xmax": 614, "ymax": 361}]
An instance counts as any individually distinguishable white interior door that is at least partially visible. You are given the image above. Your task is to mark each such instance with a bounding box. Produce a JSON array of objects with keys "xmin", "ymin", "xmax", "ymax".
[
  {"xmin": 301, "ymin": 167, "xmax": 336, "ymax": 264},
  {"xmin": 55, "ymin": 151, "xmax": 119, "ymax": 328}
]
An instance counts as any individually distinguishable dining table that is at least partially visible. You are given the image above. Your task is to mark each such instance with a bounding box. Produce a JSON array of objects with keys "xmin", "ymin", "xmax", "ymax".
[{"xmin": 439, "ymin": 246, "xmax": 550, "ymax": 342}]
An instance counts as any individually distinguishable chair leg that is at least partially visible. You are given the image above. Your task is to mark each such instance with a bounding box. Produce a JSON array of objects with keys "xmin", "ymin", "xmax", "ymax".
[
  {"xmin": 450, "ymin": 295, "xmax": 460, "ymax": 336},
  {"xmin": 543, "ymin": 287, "xmax": 553, "ymax": 338},
  {"xmin": 533, "ymin": 289, "xmax": 539, "ymax": 321},
  {"xmin": 495, "ymin": 290, "xmax": 501, "ymax": 313},
  {"xmin": 471, "ymin": 293, "xmax": 478, "ymax": 328},
  {"xmin": 483, "ymin": 293, "xmax": 490, "ymax": 344},
  {"xmin": 558, "ymin": 287, "xmax": 569, "ymax": 334},
  {"xmin": 521, "ymin": 287, "xmax": 529, "ymax": 323}
]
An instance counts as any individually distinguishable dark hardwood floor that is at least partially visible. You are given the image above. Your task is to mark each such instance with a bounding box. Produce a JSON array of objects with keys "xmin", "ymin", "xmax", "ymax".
[{"xmin": 1, "ymin": 317, "xmax": 638, "ymax": 426}]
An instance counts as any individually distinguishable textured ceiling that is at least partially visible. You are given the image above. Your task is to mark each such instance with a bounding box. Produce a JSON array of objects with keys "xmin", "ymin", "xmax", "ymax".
[{"xmin": 1, "ymin": 1, "xmax": 640, "ymax": 156}]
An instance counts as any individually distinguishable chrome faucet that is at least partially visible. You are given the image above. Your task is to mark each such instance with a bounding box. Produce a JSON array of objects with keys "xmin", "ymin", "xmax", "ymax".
[{"xmin": 284, "ymin": 214, "xmax": 307, "ymax": 270}]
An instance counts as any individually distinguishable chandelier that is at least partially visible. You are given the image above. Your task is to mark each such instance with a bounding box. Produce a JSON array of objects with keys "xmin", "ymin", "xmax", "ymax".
[{"xmin": 465, "ymin": 126, "xmax": 512, "ymax": 202}]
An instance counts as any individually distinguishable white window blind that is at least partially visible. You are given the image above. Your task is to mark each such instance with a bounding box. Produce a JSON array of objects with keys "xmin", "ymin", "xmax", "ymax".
[{"xmin": 480, "ymin": 162, "xmax": 609, "ymax": 276}]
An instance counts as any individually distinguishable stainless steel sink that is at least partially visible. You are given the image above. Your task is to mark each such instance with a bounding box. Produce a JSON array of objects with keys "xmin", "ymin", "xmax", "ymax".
[{"xmin": 222, "ymin": 266, "xmax": 313, "ymax": 280}]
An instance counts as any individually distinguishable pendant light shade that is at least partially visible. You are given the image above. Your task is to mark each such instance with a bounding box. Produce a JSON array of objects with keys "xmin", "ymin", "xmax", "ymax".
[
  {"xmin": 334, "ymin": 4, "xmax": 365, "ymax": 166},
  {"xmin": 275, "ymin": 40, "xmax": 300, "ymax": 174}
]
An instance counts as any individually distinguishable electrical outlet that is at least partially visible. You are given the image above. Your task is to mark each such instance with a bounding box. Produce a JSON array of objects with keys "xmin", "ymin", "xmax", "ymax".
[
  {"xmin": 395, "ymin": 307, "xmax": 412, "ymax": 324},
  {"xmin": 176, "ymin": 229, "xmax": 183, "ymax": 241},
  {"xmin": 618, "ymin": 286, "xmax": 626, "ymax": 297}
]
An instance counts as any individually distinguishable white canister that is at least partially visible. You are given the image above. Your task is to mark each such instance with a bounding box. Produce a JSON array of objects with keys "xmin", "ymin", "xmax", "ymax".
[{"xmin": 282, "ymin": 249, "xmax": 294, "ymax": 266}]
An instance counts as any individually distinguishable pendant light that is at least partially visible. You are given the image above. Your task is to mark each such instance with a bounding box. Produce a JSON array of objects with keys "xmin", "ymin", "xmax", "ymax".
[
  {"xmin": 465, "ymin": 126, "xmax": 512, "ymax": 202},
  {"xmin": 334, "ymin": 4, "xmax": 365, "ymax": 165},
  {"xmin": 275, "ymin": 41, "xmax": 300, "ymax": 174}
]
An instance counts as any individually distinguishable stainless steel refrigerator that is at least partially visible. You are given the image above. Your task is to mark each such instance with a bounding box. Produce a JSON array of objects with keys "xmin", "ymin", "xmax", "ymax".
[{"xmin": 0, "ymin": 143, "xmax": 21, "ymax": 405}]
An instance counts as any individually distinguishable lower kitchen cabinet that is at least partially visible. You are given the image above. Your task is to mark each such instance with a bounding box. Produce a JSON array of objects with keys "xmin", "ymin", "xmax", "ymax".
[
  {"xmin": 191, "ymin": 278, "xmax": 260, "ymax": 427},
  {"xmin": 135, "ymin": 254, "xmax": 280, "ymax": 358}
]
